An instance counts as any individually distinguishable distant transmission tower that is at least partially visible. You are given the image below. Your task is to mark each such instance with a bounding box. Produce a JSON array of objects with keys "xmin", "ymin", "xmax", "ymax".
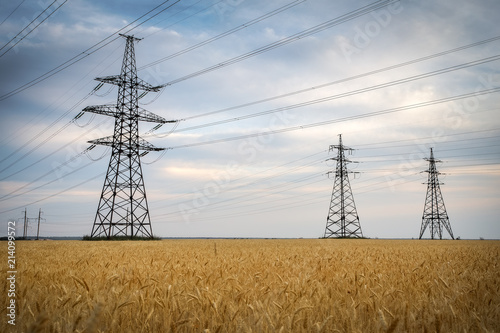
[
  {"xmin": 85, "ymin": 34, "xmax": 173, "ymax": 239},
  {"xmin": 419, "ymin": 148, "xmax": 454, "ymax": 240},
  {"xmin": 323, "ymin": 134, "xmax": 363, "ymax": 238}
]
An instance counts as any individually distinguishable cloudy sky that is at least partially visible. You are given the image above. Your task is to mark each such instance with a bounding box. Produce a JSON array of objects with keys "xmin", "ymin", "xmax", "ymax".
[{"xmin": 0, "ymin": 0, "xmax": 499, "ymax": 239}]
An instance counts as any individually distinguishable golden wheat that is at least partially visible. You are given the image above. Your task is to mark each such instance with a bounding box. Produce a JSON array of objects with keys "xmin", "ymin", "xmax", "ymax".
[{"xmin": 2, "ymin": 239, "xmax": 499, "ymax": 332}]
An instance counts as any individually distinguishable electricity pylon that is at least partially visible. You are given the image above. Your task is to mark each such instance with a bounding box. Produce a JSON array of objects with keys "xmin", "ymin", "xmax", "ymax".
[
  {"xmin": 323, "ymin": 135, "xmax": 363, "ymax": 238},
  {"xmin": 85, "ymin": 34, "xmax": 174, "ymax": 239},
  {"xmin": 419, "ymin": 148, "xmax": 454, "ymax": 239}
]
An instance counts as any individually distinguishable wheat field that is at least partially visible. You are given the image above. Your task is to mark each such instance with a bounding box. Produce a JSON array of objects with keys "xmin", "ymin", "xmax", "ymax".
[{"xmin": 2, "ymin": 239, "xmax": 499, "ymax": 332}]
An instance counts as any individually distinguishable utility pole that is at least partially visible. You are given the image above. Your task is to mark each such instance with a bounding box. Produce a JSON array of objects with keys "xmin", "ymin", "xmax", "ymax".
[
  {"xmin": 23, "ymin": 208, "xmax": 27, "ymax": 239},
  {"xmin": 419, "ymin": 148, "xmax": 454, "ymax": 239},
  {"xmin": 323, "ymin": 135, "xmax": 363, "ymax": 238},
  {"xmin": 37, "ymin": 208, "xmax": 42, "ymax": 240},
  {"xmin": 85, "ymin": 34, "xmax": 175, "ymax": 239}
]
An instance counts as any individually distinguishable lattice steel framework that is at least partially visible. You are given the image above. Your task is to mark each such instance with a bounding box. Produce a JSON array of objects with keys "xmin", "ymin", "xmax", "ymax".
[
  {"xmin": 419, "ymin": 148, "xmax": 454, "ymax": 240},
  {"xmin": 323, "ymin": 135, "xmax": 363, "ymax": 238},
  {"xmin": 86, "ymin": 34, "xmax": 173, "ymax": 239}
]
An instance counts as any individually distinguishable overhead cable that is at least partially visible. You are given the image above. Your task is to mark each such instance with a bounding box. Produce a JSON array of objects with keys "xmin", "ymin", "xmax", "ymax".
[
  {"xmin": 160, "ymin": 0, "xmax": 401, "ymax": 86},
  {"xmin": 0, "ymin": 0, "xmax": 67, "ymax": 58},
  {"xmin": 165, "ymin": 87, "xmax": 500, "ymax": 150},
  {"xmin": 0, "ymin": 0, "xmax": 179, "ymax": 101},
  {"xmin": 160, "ymin": 54, "xmax": 500, "ymax": 134},
  {"xmin": 0, "ymin": 172, "xmax": 105, "ymax": 215},
  {"xmin": 0, "ymin": 0, "xmax": 26, "ymax": 26},
  {"xmin": 181, "ymin": 35, "xmax": 500, "ymax": 121},
  {"xmin": 138, "ymin": 0, "xmax": 305, "ymax": 71}
]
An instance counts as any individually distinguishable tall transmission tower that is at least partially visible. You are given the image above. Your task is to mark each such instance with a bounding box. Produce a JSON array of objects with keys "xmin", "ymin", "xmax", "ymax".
[
  {"xmin": 419, "ymin": 148, "xmax": 454, "ymax": 239},
  {"xmin": 85, "ymin": 34, "xmax": 173, "ymax": 239},
  {"xmin": 323, "ymin": 134, "xmax": 363, "ymax": 238}
]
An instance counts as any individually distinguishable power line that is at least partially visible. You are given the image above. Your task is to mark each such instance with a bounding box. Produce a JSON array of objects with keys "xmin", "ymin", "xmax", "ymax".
[
  {"xmin": 0, "ymin": 157, "xmax": 97, "ymax": 203},
  {"xmin": 357, "ymin": 128, "xmax": 500, "ymax": 149},
  {"xmin": 0, "ymin": 2, "xmax": 183, "ymax": 170},
  {"xmin": 0, "ymin": 0, "xmax": 68, "ymax": 58},
  {"xmin": 168, "ymin": 163, "xmax": 324, "ymax": 213},
  {"xmin": 1, "ymin": 0, "xmax": 58, "ymax": 52},
  {"xmin": 155, "ymin": 174, "xmax": 325, "ymax": 220},
  {"xmin": 0, "ymin": 86, "xmax": 108, "ymax": 177},
  {"xmin": 179, "ymin": 35, "xmax": 500, "ymax": 121},
  {"xmin": 159, "ymin": 177, "xmax": 326, "ymax": 222},
  {"xmin": 142, "ymin": 121, "xmax": 496, "ymax": 216},
  {"xmin": 140, "ymin": 0, "xmax": 221, "ymax": 40},
  {"xmin": 0, "ymin": 0, "xmax": 26, "ymax": 26},
  {"xmin": 356, "ymin": 134, "xmax": 500, "ymax": 158},
  {"xmin": 0, "ymin": 41, "xmax": 124, "ymax": 148},
  {"xmin": 359, "ymin": 152, "xmax": 500, "ymax": 164},
  {"xmin": 153, "ymin": 132, "xmax": 500, "ymax": 219},
  {"xmin": 4, "ymin": 31, "xmax": 498, "ymax": 177},
  {"xmin": 185, "ymin": 151, "xmax": 500, "ymax": 223},
  {"xmin": 1, "ymin": 0, "xmax": 498, "ymax": 222},
  {"xmin": 4, "ymin": 118, "xmax": 496, "ymax": 206},
  {"xmin": 0, "ymin": 172, "xmax": 105, "ymax": 215},
  {"xmin": 0, "ymin": 83, "xmax": 101, "ymax": 164},
  {"xmin": 159, "ymin": 0, "xmax": 401, "ymax": 87},
  {"xmin": 0, "ymin": 0, "xmax": 58, "ymax": 54},
  {"xmin": 2, "ymin": 127, "xmax": 497, "ymax": 218},
  {"xmin": 138, "ymin": 0, "xmax": 305, "ymax": 71},
  {"xmin": 158, "ymin": 154, "xmax": 499, "ymax": 223},
  {"xmin": 149, "ymin": 149, "xmax": 326, "ymax": 208},
  {"xmin": 164, "ymin": 87, "xmax": 500, "ymax": 150},
  {"xmin": 0, "ymin": 0, "xmax": 179, "ymax": 101},
  {"xmin": 159, "ymin": 53, "xmax": 500, "ymax": 134},
  {"xmin": 358, "ymin": 142, "xmax": 500, "ymax": 159},
  {"xmin": 0, "ymin": 119, "xmax": 109, "ymax": 188}
]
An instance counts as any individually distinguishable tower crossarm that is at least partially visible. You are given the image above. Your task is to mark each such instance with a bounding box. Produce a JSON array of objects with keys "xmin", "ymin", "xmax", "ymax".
[
  {"xmin": 329, "ymin": 144, "xmax": 354, "ymax": 153},
  {"xmin": 83, "ymin": 104, "xmax": 175, "ymax": 124},
  {"xmin": 422, "ymin": 181, "xmax": 444, "ymax": 185},
  {"xmin": 95, "ymin": 75, "xmax": 164, "ymax": 92},
  {"xmin": 137, "ymin": 109, "xmax": 175, "ymax": 124},
  {"xmin": 88, "ymin": 136, "xmax": 165, "ymax": 152},
  {"xmin": 136, "ymin": 137, "xmax": 165, "ymax": 151},
  {"xmin": 326, "ymin": 157, "xmax": 359, "ymax": 164}
]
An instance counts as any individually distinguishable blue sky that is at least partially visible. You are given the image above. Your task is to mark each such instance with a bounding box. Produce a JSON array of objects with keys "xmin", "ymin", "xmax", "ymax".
[{"xmin": 0, "ymin": 0, "xmax": 499, "ymax": 239}]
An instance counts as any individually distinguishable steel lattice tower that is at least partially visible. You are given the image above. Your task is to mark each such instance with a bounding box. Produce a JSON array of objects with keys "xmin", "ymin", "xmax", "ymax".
[
  {"xmin": 323, "ymin": 135, "xmax": 363, "ymax": 238},
  {"xmin": 85, "ymin": 34, "xmax": 173, "ymax": 239},
  {"xmin": 419, "ymin": 148, "xmax": 454, "ymax": 239}
]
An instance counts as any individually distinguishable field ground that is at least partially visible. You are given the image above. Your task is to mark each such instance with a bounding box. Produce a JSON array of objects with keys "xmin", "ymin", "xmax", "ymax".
[{"xmin": 2, "ymin": 239, "xmax": 499, "ymax": 332}]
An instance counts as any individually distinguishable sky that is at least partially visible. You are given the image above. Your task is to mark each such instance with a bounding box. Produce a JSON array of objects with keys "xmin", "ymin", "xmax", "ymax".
[{"xmin": 0, "ymin": 0, "xmax": 499, "ymax": 239}]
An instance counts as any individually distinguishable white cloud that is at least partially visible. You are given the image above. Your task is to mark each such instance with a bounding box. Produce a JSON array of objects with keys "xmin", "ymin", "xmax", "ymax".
[{"xmin": 0, "ymin": 0, "xmax": 499, "ymax": 238}]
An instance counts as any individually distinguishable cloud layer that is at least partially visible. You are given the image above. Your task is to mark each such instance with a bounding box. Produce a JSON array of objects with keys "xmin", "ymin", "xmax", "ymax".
[{"xmin": 0, "ymin": 0, "xmax": 499, "ymax": 239}]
